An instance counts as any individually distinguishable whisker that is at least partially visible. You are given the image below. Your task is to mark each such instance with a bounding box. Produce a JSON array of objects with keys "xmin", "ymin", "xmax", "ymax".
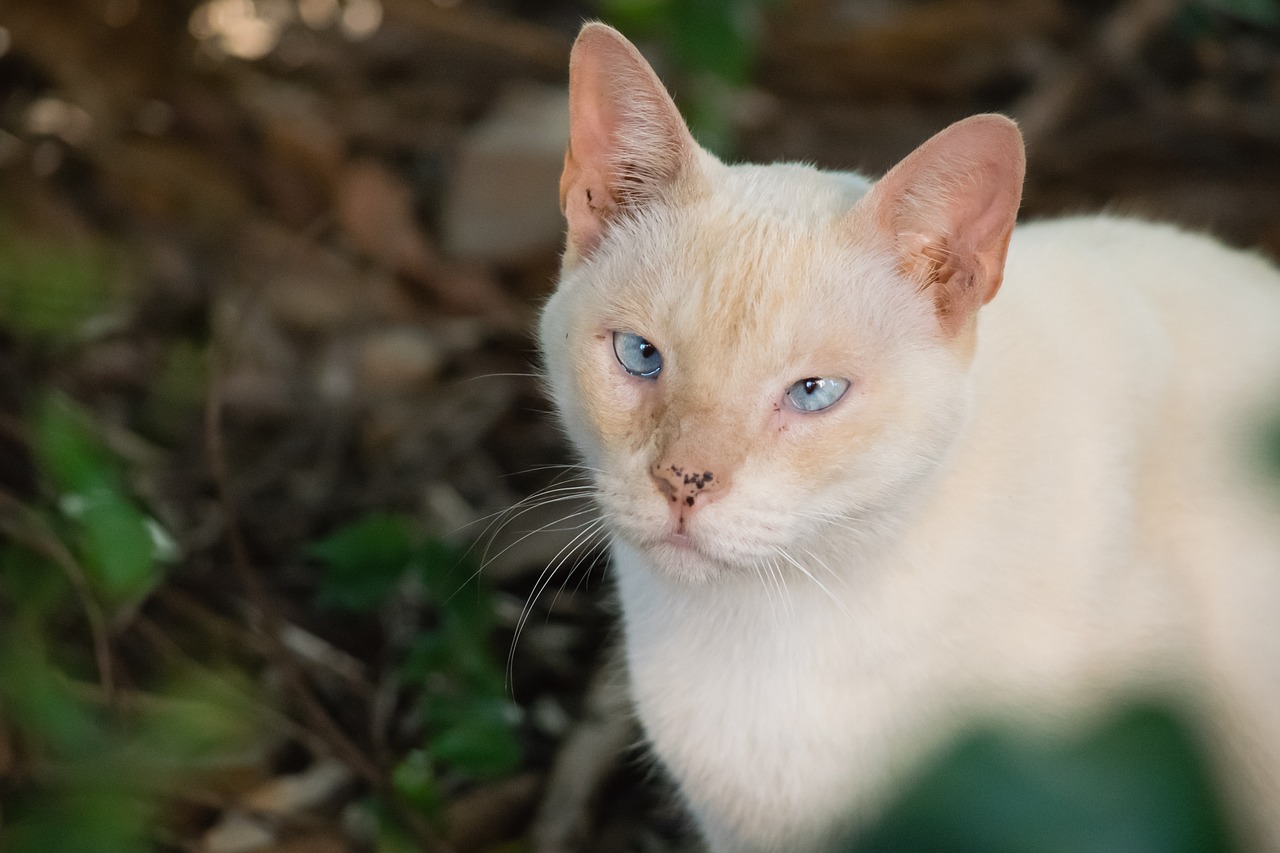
[
  {"xmin": 749, "ymin": 557, "xmax": 780, "ymax": 631},
  {"xmin": 456, "ymin": 372, "xmax": 542, "ymax": 383},
  {"xmin": 763, "ymin": 555, "xmax": 794, "ymax": 619},
  {"xmin": 545, "ymin": 520, "xmax": 611, "ymax": 614},
  {"xmin": 506, "ymin": 517, "xmax": 611, "ymax": 690},
  {"xmin": 796, "ymin": 545, "xmax": 849, "ymax": 591},
  {"xmin": 504, "ymin": 462, "xmax": 606, "ymax": 479},
  {"xmin": 479, "ymin": 504, "xmax": 601, "ymax": 574},
  {"xmin": 467, "ymin": 484, "xmax": 597, "ymax": 551},
  {"xmin": 444, "ymin": 489, "xmax": 598, "ymax": 591},
  {"xmin": 776, "ymin": 548, "xmax": 851, "ymax": 618},
  {"xmin": 443, "ymin": 480, "xmax": 599, "ymax": 600},
  {"xmin": 448, "ymin": 480, "xmax": 596, "ymax": 542}
]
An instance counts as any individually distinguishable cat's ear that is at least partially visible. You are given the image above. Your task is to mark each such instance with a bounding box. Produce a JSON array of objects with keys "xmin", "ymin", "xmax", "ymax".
[
  {"xmin": 561, "ymin": 22, "xmax": 700, "ymax": 260},
  {"xmin": 864, "ymin": 114, "xmax": 1025, "ymax": 336}
]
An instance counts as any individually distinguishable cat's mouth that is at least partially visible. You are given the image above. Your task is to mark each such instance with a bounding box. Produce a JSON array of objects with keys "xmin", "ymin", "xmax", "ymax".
[
  {"xmin": 663, "ymin": 531, "xmax": 695, "ymax": 549},
  {"xmin": 645, "ymin": 527, "xmax": 749, "ymax": 580}
]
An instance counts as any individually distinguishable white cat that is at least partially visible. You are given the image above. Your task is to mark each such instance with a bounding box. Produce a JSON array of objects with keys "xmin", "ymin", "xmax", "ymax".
[{"xmin": 538, "ymin": 22, "xmax": 1280, "ymax": 852}]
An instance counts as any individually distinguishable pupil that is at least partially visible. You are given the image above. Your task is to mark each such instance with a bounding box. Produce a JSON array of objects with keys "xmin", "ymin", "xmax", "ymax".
[
  {"xmin": 640, "ymin": 342, "xmax": 654, "ymax": 358},
  {"xmin": 805, "ymin": 379, "xmax": 820, "ymax": 394}
]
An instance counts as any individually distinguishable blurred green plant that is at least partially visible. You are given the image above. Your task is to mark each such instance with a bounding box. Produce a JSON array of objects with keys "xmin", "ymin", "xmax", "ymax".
[
  {"xmin": 1, "ymin": 392, "xmax": 252, "ymax": 852},
  {"xmin": 144, "ymin": 339, "xmax": 212, "ymax": 440},
  {"xmin": 1263, "ymin": 413, "xmax": 1280, "ymax": 478},
  {"xmin": 0, "ymin": 646, "xmax": 259, "ymax": 853},
  {"xmin": 1193, "ymin": 0, "xmax": 1280, "ymax": 26},
  {"xmin": 32, "ymin": 393, "xmax": 171, "ymax": 611},
  {"xmin": 0, "ymin": 229, "xmax": 120, "ymax": 341},
  {"xmin": 847, "ymin": 704, "xmax": 1237, "ymax": 853},
  {"xmin": 597, "ymin": 0, "xmax": 769, "ymax": 156},
  {"xmin": 309, "ymin": 513, "xmax": 523, "ymax": 829}
]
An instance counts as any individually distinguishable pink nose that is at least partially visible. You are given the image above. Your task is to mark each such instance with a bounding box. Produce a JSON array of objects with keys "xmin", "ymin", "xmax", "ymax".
[{"xmin": 650, "ymin": 463, "xmax": 720, "ymax": 511}]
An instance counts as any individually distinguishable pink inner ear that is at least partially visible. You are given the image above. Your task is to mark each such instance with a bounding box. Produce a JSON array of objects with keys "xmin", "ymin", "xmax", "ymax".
[
  {"xmin": 565, "ymin": 34, "xmax": 623, "ymax": 192},
  {"xmin": 869, "ymin": 115, "xmax": 1025, "ymax": 330},
  {"xmin": 560, "ymin": 23, "xmax": 698, "ymax": 260}
]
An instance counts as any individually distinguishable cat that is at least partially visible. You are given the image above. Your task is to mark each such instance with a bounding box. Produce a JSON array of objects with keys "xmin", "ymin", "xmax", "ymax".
[{"xmin": 537, "ymin": 21, "xmax": 1280, "ymax": 853}]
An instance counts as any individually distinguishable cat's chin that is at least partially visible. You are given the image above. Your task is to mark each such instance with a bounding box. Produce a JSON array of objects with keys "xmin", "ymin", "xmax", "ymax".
[{"xmin": 616, "ymin": 529, "xmax": 733, "ymax": 583}]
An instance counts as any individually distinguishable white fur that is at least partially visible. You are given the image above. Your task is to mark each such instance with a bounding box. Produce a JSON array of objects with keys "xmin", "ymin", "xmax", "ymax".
[{"xmin": 540, "ymin": 149, "xmax": 1280, "ymax": 851}]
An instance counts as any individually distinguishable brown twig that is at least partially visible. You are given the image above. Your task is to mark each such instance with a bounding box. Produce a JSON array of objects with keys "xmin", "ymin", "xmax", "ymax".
[
  {"xmin": 380, "ymin": 0, "xmax": 571, "ymax": 72},
  {"xmin": 1016, "ymin": 0, "xmax": 1179, "ymax": 149},
  {"xmin": 202, "ymin": 226, "xmax": 457, "ymax": 852},
  {"xmin": 156, "ymin": 587, "xmax": 377, "ymax": 700},
  {"xmin": 129, "ymin": 613, "xmax": 337, "ymax": 763}
]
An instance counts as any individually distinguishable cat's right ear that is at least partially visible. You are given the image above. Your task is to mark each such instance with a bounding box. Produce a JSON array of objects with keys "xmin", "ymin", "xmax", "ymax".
[{"xmin": 561, "ymin": 23, "xmax": 700, "ymax": 261}]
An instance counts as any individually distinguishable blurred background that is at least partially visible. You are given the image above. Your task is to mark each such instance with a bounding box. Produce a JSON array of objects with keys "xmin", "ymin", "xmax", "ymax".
[{"xmin": 1, "ymin": 0, "xmax": 1279, "ymax": 851}]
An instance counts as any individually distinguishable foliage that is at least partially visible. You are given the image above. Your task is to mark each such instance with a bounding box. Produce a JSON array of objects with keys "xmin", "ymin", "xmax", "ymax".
[
  {"xmin": 32, "ymin": 393, "xmax": 170, "ymax": 610},
  {"xmin": 597, "ymin": 0, "xmax": 769, "ymax": 155},
  {"xmin": 0, "ymin": 229, "xmax": 119, "ymax": 341},
  {"xmin": 1263, "ymin": 413, "xmax": 1280, "ymax": 478},
  {"xmin": 1195, "ymin": 0, "xmax": 1280, "ymax": 27},
  {"xmin": 309, "ymin": 514, "xmax": 524, "ymax": 826},
  {"xmin": 0, "ymin": 393, "xmax": 252, "ymax": 852},
  {"xmin": 847, "ymin": 704, "xmax": 1237, "ymax": 853}
]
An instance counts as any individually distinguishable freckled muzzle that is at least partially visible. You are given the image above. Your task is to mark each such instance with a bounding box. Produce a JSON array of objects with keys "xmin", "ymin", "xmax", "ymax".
[{"xmin": 651, "ymin": 464, "xmax": 717, "ymax": 508}]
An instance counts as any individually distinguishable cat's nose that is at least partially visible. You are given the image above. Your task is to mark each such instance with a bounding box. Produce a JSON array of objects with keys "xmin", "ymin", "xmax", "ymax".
[{"xmin": 650, "ymin": 463, "xmax": 722, "ymax": 513}]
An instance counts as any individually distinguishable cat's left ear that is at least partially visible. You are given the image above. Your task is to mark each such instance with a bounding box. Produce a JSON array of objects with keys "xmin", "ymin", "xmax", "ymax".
[{"xmin": 863, "ymin": 115, "xmax": 1025, "ymax": 336}]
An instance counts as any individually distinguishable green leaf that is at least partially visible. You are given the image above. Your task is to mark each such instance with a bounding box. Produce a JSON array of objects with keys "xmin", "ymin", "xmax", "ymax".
[
  {"xmin": 399, "ymin": 579, "xmax": 505, "ymax": 696},
  {"xmin": 848, "ymin": 704, "xmax": 1236, "ymax": 853},
  {"xmin": 76, "ymin": 487, "xmax": 159, "ymax": 604},
  {"xmin": 392, "ymin": 749, "xmax": 441, "ymax": 817},
  {"xmin": 412, "ymin": 537, "xmax": 472, "ymax": 599},
  {"xmin": 1196, "ymin": 0, "xmax": 1280, "ymax": 26},
  {"xmin": 400, "ymin": 631, "xmax": 451, "ymax": 683},
  {"xmin": 0, "ymin": 640, "xmax": 100, "ymax": 756},
  {"xmin": 132, "ymin": 670, "xmax": 261, "ymax": 768},
  {"xmin": 668, "ymin": 0, "xmax": 757, "ymax": 83},
  {"xmin": 32, "ymin": 394, "xmax": 162, "ymax": 607},
  {"xmin": 1263, "ymin": 413, "xmax": 1280, "ymax": 479},
  {"xmin": 598, "ymin": 0, "xmax": 672, "ymax": 32},
  {"xmin": 34, "ymin": 393, "xmax": 117, "ymax": 496},
  {"xmin": 427, "ymin": 696, "xmax": 522, "ymax": 779},
  {"xmin": 310, "ymin": 513, "xmax": 417, "ymax": 610},
  {"xmin": 144, "ymin": 339, "xmax": 211, "ymax": 438},
  {"xmin": 0, "ymin": 542, "xmax": 73, "ymax": 621},
  {"xmin": 4, "ymin": 789, "xmax": 153, "ymax": 853},
  {"xmin": 0, "ymin": 232, "xmax": 115, "ymax": 340}
]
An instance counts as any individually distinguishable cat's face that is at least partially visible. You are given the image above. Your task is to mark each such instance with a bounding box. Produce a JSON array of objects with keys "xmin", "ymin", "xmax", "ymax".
[
  {"xmin": 539, "ymin": 24, "xmax": 1023, "ymax": 582},
  {"xmin": 541, "ymin": 163, "xmax": 970, "ymax": 581}
]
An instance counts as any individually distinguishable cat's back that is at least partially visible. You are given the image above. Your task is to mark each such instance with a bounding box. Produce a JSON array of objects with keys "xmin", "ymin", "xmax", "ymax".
[
  {"xmin": 983, "ymin": 215, "xmax": 1280, "ymax": 444},
  {"xmin": 1002, "ymin": 216, "xmax": 1280, "ymax": 354},
  {"xmin": 973, "ymin": 215, "xmax": 1280, "ymax": 735}
]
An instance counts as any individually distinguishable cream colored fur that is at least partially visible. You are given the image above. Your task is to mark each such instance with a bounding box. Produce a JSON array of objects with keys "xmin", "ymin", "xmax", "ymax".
[{"xmin": 539, "ymin": 23, "xmax": 1280, "ymax": 852}]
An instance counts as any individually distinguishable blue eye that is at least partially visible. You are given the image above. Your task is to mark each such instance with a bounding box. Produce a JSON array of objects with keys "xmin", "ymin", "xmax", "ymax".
[
  {"xmin": 785, "ymin": 377, "xmax": 849, "ymax": 412},
  {"xmin": 613, "ymin": 331, "xmax": 663, "ymax": 378}
]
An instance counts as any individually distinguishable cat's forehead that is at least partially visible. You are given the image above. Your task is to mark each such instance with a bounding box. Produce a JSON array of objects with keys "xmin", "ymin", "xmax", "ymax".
[
  {"xmin": 627, "ymin": 167, "xmax": 876, "ymax": 324},
  {"xmin": 622, "ymin": 165, "xmax": 868, "ymax": 291},
  {"xmin": 577, "ymin": 163, "xmax": 921, "ymax": 387},
  {"xmin": 706, "ymin": 162, "xmax": 872, "ymax": 225}
]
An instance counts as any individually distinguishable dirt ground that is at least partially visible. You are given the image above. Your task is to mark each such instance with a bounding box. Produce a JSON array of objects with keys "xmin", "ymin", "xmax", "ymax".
[{"xmin": 1, "ymin": 0, "xmax": 1279, "ymax": 851}]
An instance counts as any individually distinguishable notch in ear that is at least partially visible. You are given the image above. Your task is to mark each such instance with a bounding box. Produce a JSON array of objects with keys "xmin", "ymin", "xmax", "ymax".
[
  {"xmin": 864, "ymin": 114, "xmax": 1025, "ymax": 336},
  {"xmin": 561, "ymin": 22, "xmax": 701, "ymax": 261}
]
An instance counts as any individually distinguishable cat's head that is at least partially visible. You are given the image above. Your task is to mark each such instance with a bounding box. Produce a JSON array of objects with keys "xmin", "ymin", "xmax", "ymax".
[{"xmin": 539, "ymin": 23, "xmax": 1024, "ymax": 582}]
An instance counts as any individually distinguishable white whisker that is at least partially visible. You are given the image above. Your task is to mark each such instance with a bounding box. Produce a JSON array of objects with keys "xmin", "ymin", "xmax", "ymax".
[
  {"xmin": 749, "ymin": 557, "xmax": 780, "ymax": 631},
  {"xmin": 776, "ymin": 548, "xmax": 851, "ymax": 618},
  {"xmin": 506, "ymin": 517, "xmax": 610, "ymax": 690}
]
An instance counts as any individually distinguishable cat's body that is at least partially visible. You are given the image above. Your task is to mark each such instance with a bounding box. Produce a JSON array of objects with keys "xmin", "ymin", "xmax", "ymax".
[{"xmin": 538, "ymin": 24, "xmax": 1280, "ymax": 852}]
